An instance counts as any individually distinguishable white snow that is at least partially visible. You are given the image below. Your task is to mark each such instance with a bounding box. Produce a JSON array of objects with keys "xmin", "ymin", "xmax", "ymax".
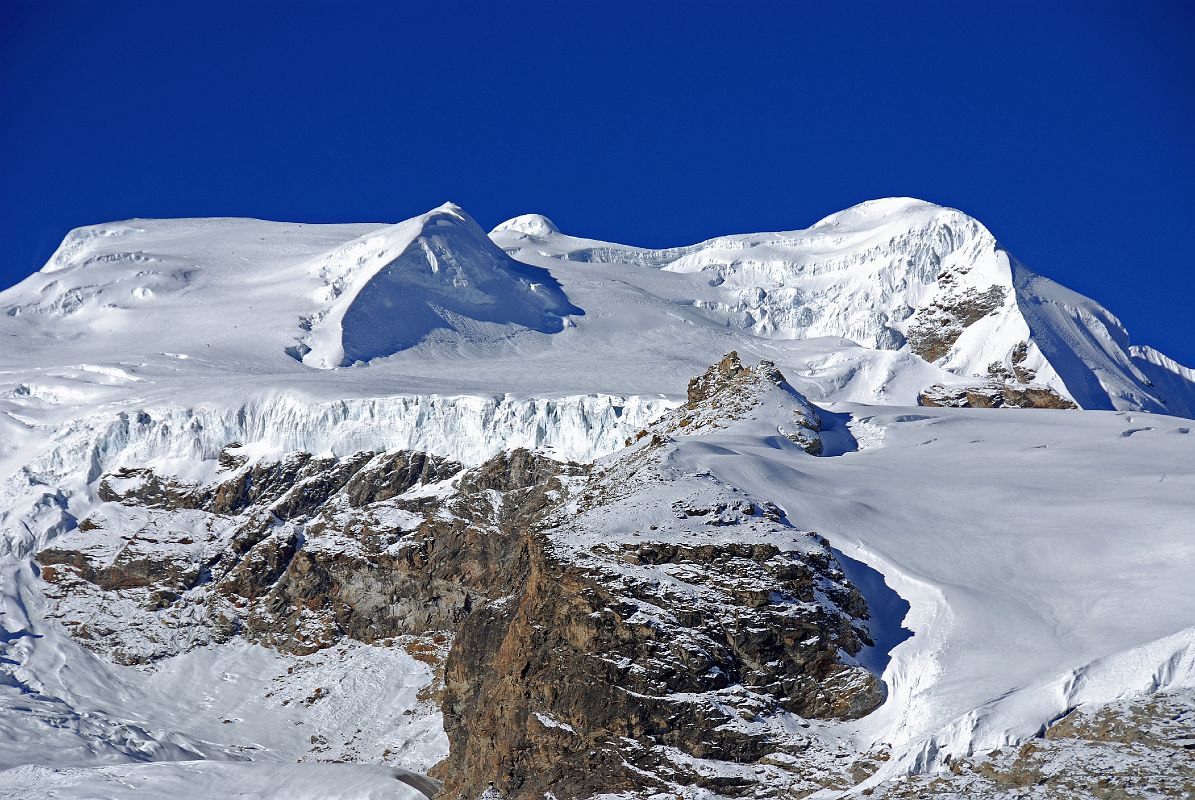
[
  {"xmin": 0, "ymin": 555, "xmax": 446, "ymax": 794},
  {"xmin": 1, "ymin": 198, "xmax": 1193, "ymax": 797},
  {"xmin": 493, "ymin": 197, "xmax": 1195, "ymax": 414},
  {"xmin": 0, "ymin": 762, "xmax": 431, "ymax": 800},
  {"xmin": 301, "ymin": 204, "xmax": 579, "ymax": 368},
  {"xmin": 658, "ymin": 402, "xmax": 1195, "ymax": 786},
  {"xmin": 0, "ymin": 391, "xmax": 672, "ymax": 557}
]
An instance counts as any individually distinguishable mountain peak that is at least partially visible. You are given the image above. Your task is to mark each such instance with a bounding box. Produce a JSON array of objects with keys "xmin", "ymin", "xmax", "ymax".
[
  {"xmin": 809, "ymin": 196, "xmax": 982, "ymax": 233},
  {"xmin": 491, "ymin": 213, "xmax": 560, "ymax": 238},
  {"xmin": 2, "ymin": 198, "xmax": 1193, "ymax": 417},
  {"xmin": 300, "ymin": 204, "xmax": 580, "ymax": 368}
]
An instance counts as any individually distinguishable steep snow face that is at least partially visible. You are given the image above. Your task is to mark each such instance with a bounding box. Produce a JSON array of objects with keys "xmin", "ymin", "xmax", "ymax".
[
  {"xmin": 1008, "ymin": 263, "xmax": 1170, "ymax": 412},
  {"xmin": 493, "ymin": 197, "xmax": 1195, "ymax": 415},
  {"xmin": 301, "ymin": 204, "xmax": 580, "ymax": 368},
  {"xmin": 1131, "ymin": 345, "xmax": 1195, "ymax": 419}
]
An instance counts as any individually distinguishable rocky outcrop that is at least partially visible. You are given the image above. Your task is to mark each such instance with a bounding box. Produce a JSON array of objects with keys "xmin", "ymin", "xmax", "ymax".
[
  {"xmin": 915, "ymin": 336, "xmax": 1077, "ymax": 410},
  {"xmin": 918, "ymin": 382, "xmax": 1078, "ymax": 410},
  {"xmin": 626, "ymin": 351, "xmax": 823, "ymax": 455},
  {"xmin": 436, "ymin": 356, "xmax": 879, "ymax": 799},
  {"xmin": 437, "ymin": 524, "xmax": 881, "ymax": 799},
  {"xmin": 37, "ymin": 447, "xmax": 575, "ymax": 662},
  {"xmin": 907, "ymin": 284, "xmax": 1007, "ymax": 363}
]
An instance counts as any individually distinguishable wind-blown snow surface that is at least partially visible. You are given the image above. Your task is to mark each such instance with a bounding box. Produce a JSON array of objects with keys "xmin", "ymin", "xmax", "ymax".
[{"xmin": 1, "ymin": 198, "xmax": 1193, "ymax": 797}]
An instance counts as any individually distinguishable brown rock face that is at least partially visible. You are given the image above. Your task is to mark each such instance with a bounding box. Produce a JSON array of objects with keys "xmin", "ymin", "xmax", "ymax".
[
  {"xmin": 906, "ymin": 285, "xmax": 1007, "ymax": 363},
  {"xmin": 437, "ymin": 529, "xmax": 882, "ymax": 799},
  {"xmin": 435, "ymin": 365, "xmax": 881, "ymax": 799},
  {"xmin": 220, "ymin": 448, "xmax": 580, "ymax": 654},
  {"xmin": 38, "ymin": 448, "xmax": 569, "ymax": 661}
]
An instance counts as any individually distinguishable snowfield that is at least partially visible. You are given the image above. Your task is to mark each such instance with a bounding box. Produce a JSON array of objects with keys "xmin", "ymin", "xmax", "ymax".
[
  {"xmin": 0, "ymin": 198, "xmax": 1192, "ymax": 798},
  {"xmin": 667, "ymin": 403, "xmax": 1195, "ymax": 788},
  {"xmin": 0, "ymin": 762, "xmax": 435, "ymax": 800}
]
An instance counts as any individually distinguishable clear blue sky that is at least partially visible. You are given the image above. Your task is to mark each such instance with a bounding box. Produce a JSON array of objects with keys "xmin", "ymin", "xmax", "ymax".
[{"xmin": 3, "ymin": 1, "xmax": 1192, "ymax": 363}]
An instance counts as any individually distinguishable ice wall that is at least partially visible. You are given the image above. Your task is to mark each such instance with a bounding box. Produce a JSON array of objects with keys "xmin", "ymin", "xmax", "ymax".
[{"xmin": 0, "ymin": 391, "xmax": 675, "ymax": 556}]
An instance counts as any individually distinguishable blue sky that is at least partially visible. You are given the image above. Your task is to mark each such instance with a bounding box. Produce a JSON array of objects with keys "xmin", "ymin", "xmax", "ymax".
[{"xmin": 2, "ymin": 1, "xmax": 1192, "ymax": 363}]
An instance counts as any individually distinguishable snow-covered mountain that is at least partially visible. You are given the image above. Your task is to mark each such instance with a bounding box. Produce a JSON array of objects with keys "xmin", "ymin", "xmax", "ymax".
[
  {"xmin": 0, "ymin": 199, "xmax": 1192, "ymax": 799},
  {"xmin": 5, "ymin": 197, "xmax": 1193, "ymax": 413},
  {"xmin": 494, "ymin": 197, "xmax": 1194, "ymax": 415}
]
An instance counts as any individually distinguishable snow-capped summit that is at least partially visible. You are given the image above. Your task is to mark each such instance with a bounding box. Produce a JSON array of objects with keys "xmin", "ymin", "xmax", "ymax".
[
  {"xmin": 298, "ymin": 203, "xmax": 579, "ymax": 368},
  {"xmin": 0, "ymin": 200, "xmax": 1193, "ymax": 800},
  {"xmin": 3, "ymin": 197, "xmax": 1192, "ymax": 416},
  {"xmin": 493, "ymin": 197, "xmax": 1195, "ymax": 415},
  {"xmin": 808, "ymin": 195, "xmax": 944, "ymax": 228}
]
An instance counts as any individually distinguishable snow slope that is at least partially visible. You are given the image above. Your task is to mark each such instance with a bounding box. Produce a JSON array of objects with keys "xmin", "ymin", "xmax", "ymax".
[
  {"xmin": 0, "ymin": 556, "xmax": 446, "ymax": 797},
  {"xmin": 662, "ymin": 401, "xmax": 1195, "ymax": 786},
  {"xmin": 0, "ymin": 199, "xmax": 1193, "ymax": 797},
  {"xmin": 0, "ymin": 762, "xmax": 433, "ymax": 800}
]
